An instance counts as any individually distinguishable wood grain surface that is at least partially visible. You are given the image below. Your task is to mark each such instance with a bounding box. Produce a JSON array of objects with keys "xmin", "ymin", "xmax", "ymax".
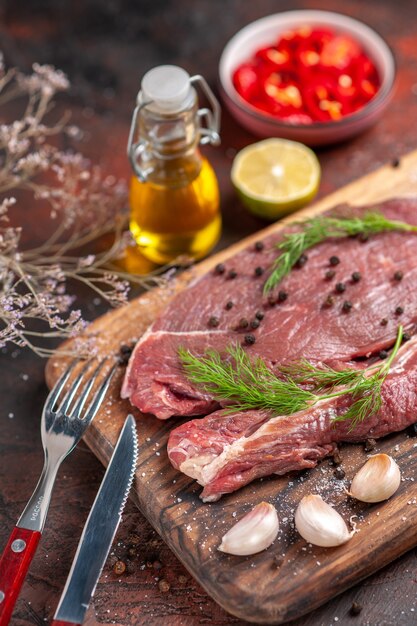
[{"xmin": 46, "ymin": 151, "xmax": 417, "ymax": 624}]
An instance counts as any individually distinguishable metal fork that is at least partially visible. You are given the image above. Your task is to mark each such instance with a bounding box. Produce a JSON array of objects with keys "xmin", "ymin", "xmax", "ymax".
[{"xmin": 0, "ymin": 359, "xmax": 117, "ymax": 626}]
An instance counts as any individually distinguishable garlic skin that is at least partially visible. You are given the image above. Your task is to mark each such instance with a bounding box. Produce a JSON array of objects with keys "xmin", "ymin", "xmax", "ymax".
[
  {"xmin": 349, "ymin": 453, "xmax": 401, "ymax": 503},
  {"xmin": 218, "ymin": 502, "xmax": 279, "ymax": 556},
  {"xmin": 295, "ymin": 494, "xmax": 354, "ymax": 548}
]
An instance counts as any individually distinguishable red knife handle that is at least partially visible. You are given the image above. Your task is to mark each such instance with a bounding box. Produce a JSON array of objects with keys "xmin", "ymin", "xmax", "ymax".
[
  {"xmin": 0, "ymin": 526, "xmax": 41, "ymax": 626},
  {"xmin": 51, "ymin": 621, "xmax": 80, "ymax": 626}
]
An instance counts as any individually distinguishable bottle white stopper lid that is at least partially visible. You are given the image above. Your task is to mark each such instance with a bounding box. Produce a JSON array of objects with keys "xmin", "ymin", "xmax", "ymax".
[{"xmin": 141, "ymin": 65, "xmax": 192, "ymax": 112}]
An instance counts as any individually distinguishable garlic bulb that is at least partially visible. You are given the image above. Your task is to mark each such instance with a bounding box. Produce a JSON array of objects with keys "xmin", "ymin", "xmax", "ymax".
[
  {"xmin": 295, "ymin": 494, "xmax": 354, "ymax": 547},
  {"xmin": 349, "ymin": 453, "xmax": 401, "ymax": 503},
  {"xmin": 218, "ymin": 502, "xmax": 279, "ymax": 556}
]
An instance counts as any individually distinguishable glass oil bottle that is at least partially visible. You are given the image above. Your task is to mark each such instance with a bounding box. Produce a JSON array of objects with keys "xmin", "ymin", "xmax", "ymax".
[{"xmin": 127, "ymin": 65, "xmax": 221, "ymax": 265}]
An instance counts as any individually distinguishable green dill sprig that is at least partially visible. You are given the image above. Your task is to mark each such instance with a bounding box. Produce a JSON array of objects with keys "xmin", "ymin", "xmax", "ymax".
[
  {"xmin": 179, "ymin": 326, "xmax": 403, "ymax": 429},
  {"xmin": 264, "ymin": 212, "xmax": 417, "ymax": 293},
  {"xmin": 334, "ymin": 324, "xmax": 403, "ymax": 428},
  {"xmin": 178, "ymin": 345, "xmax": 314, "ymax": 415},
  {"xmin": 281, "ymin": 358, "xmax": 366, "ymax": 391}
]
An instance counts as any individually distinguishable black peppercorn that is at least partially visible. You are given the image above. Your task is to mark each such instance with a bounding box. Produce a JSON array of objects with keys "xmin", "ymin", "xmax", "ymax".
[
  {"xmin": 238, "ymin": 318, "xmax": 249, "ymax": 329},
  {"xmin": 325, "ymin": 269, "xmax": 336, "ymax": 280},
  {"xmin": 379, "ymin": 349, "xmax": 388, "ymax": 359},
  {"xmin": 113, "ymin": 561, "xmax": 126, "ymax": 575},
  {"xmin": 391, "ymin": 157, "xmax": 400, "ymax": 168},
  {"xmin": 214, "ymin": 263, "xmax": 225, "ymax": 275},
  {"xmin": 250, "ymin": 319, "xmax": 260, "ymax": 329},
  {"xmin": 329, "ymin": 255, "xmax": 340, "ymax": 266},
  {"xmin": 244, "ymin": 334, "xmax": 256, "ymax": 345},
  {"xmin": 359, "ymin": 232, "xmax": 369, "ymax": 243},
  {"xmin": 227, "ymin": 269, "xmax": 237, "ymax": 279},
  {"xmin": 333, "ymin": 467, "xmax": 346, "ymax": 480},
  {"xmin": 323, "ymin": 295, "xmax": 334, "ymax": 308},
  {"xmin": 380, "ymin": 318, "xmax": 388, "ymax": 326},
  {"xmin": 342, "ymin": 300, "xmax": 353, "ymax": 312},
  {"xmin": 254, "ymin": 241, "xmax": 264, "ymax": 252},
  {"xmin": 119, "ymin": 344, "xmax": 133, "ymax": 365},
  {"xmin": 394, "ymin": 270, "xmax": 403, "ymax": 281},
  {"xmin": 225, "ymin": 301, "xmax": 234, "ymax": 310},
  {"xmin": 407, "ymin": 422, "xmax": 417, "ymax": 436},
  {"xmin": 364, "ymin": 438, "xmax": 376, "ymax": 452},
  {"xmin": 395, "ymin": 306, "xmax": 404, "ymax": 315},
  {"xmin": 335, "ymin": 282, "xmax": 346, "ymax": 293},
  {"xmin": 331, "ymin": 448, "xmax": 342, "ymax": 466},
  {"xmin": 350, "ymin": 602, "xmax": 363, "ymax": 616},
  {"xmin": 208, "ymin": 316, "xmax": 219, "ymax": 328},
  {"xmin": 351, "ymin": 271, "xmax": 361, "ymax": 282},
  {"xmin": 295, "ymin": 253, "xmax": 308, "ymax": 268},
  {"xmin": 278, "ymin": 290, "xmax": 288, "ymax": 303},
  {"xmin": 403, "ymin": 332, "xmax": 411, "ymax": 341},
  {"xmin": 254, "ymin": 266, "xmax": 264, "ymax": 277},
  {"xmin": 255, "ymin": 310, "xmax": 265, "ymax": 320}
]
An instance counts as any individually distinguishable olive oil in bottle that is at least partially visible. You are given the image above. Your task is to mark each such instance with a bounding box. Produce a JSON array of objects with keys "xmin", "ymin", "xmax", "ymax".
[{"xmin": 127, "ymin": 66, "xmax": 221, "ymax": 265}]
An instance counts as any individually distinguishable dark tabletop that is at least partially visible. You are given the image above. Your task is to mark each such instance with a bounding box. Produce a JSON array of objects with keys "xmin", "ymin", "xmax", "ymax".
[{"xmin": 1, "ymin": 1, "xmax": 417, "ymax": 625}]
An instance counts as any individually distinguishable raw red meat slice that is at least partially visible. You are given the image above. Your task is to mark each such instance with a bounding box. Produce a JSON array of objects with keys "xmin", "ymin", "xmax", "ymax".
[
  {"xmin": 168, "ymin": 335, "xmax": 417, "ymax": 501},
  {"xmin": 122, "ymin": 198, "xmax": 417, "ymax": 419}
]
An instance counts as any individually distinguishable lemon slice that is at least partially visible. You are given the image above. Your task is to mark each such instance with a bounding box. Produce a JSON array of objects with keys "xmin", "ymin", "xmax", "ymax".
[{"xmin": 231, "ymin": 138, "xmax": 321, "ymax": 220}]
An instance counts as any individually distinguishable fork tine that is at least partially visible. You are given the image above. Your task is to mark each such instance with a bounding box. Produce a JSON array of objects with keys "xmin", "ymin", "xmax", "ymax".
[
  {"xmin": 56, "ymin": 360, "xmax": 93, "ymax": 415},
  {"xmin": 45, "ymin": 359, "xmax": 78, "ymax": 412},
  {"xmin": 81, "ymin": 363, "xmax": 118, "ymax": 426},
  {"xmin": 70, "ymin": 359, "xmax": 107, "ymax": 419}
]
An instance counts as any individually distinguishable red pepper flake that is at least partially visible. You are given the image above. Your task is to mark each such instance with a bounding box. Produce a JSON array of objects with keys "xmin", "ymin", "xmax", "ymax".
[
  {"xmin": 268, "ymin": 295, "xmax": 277, "ymax": 306},
  {"xmin": 393, "ymin": 270, "xmax": 403, "ymax": 281},
  {"xmin": 380, "ymin": 318, "xmax": 388, "ymax": 326}
]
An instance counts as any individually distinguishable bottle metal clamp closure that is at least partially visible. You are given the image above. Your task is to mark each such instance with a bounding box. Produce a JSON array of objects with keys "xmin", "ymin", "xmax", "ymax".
[{"xmin": 127, "ymin": 68, "xmax": 220, "ymax": 182}]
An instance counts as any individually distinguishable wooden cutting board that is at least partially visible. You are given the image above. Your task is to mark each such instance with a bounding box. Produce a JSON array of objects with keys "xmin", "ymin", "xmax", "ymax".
[{"xmin": 46, "ymin": 151, "xmax": 417, "ymax": 624}]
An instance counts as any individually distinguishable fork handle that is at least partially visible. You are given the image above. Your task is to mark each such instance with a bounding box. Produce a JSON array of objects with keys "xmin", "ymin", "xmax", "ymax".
[{"xmin": 0, "ymin": 527, "xmax": 41, "ymax": 626}]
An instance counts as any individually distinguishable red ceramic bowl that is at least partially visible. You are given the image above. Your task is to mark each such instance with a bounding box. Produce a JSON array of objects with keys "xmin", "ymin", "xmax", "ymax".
[{"xmin": 219, "ymin": 11, "xmax": 396, "ymax": 146}]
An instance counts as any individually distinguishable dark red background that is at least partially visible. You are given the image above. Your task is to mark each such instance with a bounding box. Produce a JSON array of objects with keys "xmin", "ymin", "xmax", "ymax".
[{"xmin": 1, "ymin": 1, "xmax": 416, "ymax": 624}]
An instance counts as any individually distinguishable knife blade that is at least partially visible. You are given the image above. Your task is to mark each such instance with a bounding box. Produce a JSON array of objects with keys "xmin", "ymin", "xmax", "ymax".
[{"xmin": 52, "ymin": 414, "xmax": 138, "ymax": 626}]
